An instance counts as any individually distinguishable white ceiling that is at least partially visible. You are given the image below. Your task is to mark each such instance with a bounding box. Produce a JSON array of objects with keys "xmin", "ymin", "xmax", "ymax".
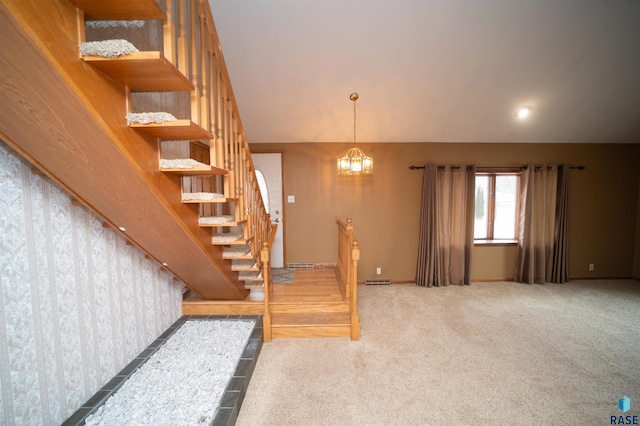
[{"xmin": 210, "ymin": 1, "xmax": 640, "ymax": 144}]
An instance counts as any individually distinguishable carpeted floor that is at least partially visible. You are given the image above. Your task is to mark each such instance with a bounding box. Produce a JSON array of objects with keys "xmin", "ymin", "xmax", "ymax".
[{"xmin": 236, "ymin": 280, "xmax": 640, "ymax": 425}]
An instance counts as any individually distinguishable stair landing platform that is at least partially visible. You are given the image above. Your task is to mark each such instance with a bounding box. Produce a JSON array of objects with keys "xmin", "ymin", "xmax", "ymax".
[{"xmin": 182, "ymin": 268, "xmax": 358, "ymax": 339}]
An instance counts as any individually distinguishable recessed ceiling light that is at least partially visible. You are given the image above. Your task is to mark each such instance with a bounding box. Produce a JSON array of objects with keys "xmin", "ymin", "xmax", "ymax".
[
  {"xmin": 118, "ymin": 226, "xmax": 127, "ymax": 232},
  {"xmin": 162, "ymin": 262, "xmax": 168, "ymax": 267},
  {"xmin": 515, "ymin": 107, "xmax": 531, "ymax": 119}
]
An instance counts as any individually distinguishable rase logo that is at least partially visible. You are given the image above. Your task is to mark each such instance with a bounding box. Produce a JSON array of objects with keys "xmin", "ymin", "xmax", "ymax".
[{"xmin": 611, "ymin": 396, "xmax": 638, "ymax": 425}]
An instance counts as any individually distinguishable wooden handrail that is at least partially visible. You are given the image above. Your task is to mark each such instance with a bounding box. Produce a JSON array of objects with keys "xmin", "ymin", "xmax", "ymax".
[{"xmin": 336, "ymin": 217, "xmax": 360, "ymax": 340}]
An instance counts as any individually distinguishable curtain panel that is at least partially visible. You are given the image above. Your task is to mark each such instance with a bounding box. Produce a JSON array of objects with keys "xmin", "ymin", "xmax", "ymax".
[
  {"xmin": 416, "ymin": 164, "xmax": 475, "ymax": 287},
  {"xmin": 514, "ymin": 164, "xmax": 569, "ymax": 284}
]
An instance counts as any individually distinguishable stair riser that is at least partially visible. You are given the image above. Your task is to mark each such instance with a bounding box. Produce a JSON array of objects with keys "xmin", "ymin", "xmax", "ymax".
[
  {"xmin": 271, "ymin": 325, "xmax": 351, "ymax": 339},
  {"xmin": 182, "ymin": 303, "xmax": 264, "ymax": 315},
  {"xmin": 269, "ymin": 303, "xmax": 350, "ymax": 314}
]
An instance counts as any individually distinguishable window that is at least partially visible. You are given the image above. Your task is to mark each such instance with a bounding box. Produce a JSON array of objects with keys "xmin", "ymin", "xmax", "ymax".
[{"xmin": 474, "ymin": 172, "xmax": 520, "ymax": 241}]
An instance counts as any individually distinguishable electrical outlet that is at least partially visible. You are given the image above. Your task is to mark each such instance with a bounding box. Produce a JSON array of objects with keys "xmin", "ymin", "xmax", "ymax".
[
  {"xmin": 376, "ymin": 267, "xmax": 382, "ymax": 275},
  {"xmin": 589, "ymin": 264, "xmax": 594, "ymax": 271}
]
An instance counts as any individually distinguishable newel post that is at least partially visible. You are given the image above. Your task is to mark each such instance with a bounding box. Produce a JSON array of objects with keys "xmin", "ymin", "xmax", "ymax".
[
  {"xmin": 350, "ymin": 240, "xmax": 360, "ymax": 340},
  {"xmin": 345, "ymin": 218, "xmax": 353, "ymax": 299},
  {"xmin": 261, "ymin": 241, "xmax": 272, "ymax": 342}
]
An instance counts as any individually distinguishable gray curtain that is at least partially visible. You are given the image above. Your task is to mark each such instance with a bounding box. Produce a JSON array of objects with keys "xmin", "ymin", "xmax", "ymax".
[
  {"xmin": 416, "ymin": 164, "xmax": 476, "ymax": 287},
  {"xmin": 515, "ymin": 164, "xmax": 569, "ymax": 284}
]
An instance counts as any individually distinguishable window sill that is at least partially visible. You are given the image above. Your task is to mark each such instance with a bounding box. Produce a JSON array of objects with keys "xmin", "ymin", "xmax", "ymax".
[{"xmin": 474, "ymin": 240, "xmax": 518, "ymax": 247}]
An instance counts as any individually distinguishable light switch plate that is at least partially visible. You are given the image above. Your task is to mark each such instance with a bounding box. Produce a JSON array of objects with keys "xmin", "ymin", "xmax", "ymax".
[{"xmin": 287, "ymin": 195, "xmax": 295, "ymax": 203}]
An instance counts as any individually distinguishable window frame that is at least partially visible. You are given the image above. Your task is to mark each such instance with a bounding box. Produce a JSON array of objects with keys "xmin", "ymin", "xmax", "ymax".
[{"xmin": 474, "ymin": 169, "xmax": 522, "ymax": 245}]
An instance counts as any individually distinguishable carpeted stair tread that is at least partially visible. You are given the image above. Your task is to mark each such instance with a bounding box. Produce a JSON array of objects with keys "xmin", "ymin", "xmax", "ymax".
[
  {"xmin": 232, "ymin": 259, "xmax": 258, "ymax": 271},
  {"xmin": 238, "ymin": 270, "xmax": 263, "ymax": 281},
  {"xmin": 126, "ymin": 112, "xmax": 177, "ymax": 125},
  {"xmin": 212, "ymin": 232, "xmax": 244, "ymax": 244},
  {"xmin": 183, "ymin": 192, "xmax": 226, "ymax": 202},
  {"xmin": 223, "ymin": 245, "xmax": 252, "ymax": 259},
  {"xmin": 161, "ymin": 158, "xmax": 208, "ymax": 169},
  {"xmin": 199, "ymin": 215, "xmax": 236, "ymax": 225},
  {"xmin": 80, "ymin": 39, "xmax": 139, "ymax": 58}
]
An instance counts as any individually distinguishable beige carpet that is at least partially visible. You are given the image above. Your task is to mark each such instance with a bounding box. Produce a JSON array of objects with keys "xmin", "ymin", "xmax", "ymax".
[{"xmin": 237, "ymin": 280, "xmax": 640, "ymax": 425}]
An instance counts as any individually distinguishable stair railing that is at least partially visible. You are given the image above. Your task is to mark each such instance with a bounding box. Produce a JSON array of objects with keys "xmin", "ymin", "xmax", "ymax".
[
  {"xmin": 261, "ymin": 222, "xmax": 278, "ymax": 342},
  {"xmin": 336, "ymin": 217, "xmax": 360, "ymax": 340},
  {"xmin": 162, "ymin": 0, "xmax": 270, "ymax": 261}
]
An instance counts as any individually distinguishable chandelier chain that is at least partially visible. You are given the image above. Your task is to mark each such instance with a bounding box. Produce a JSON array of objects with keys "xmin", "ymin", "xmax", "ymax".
[{"xmin": 353, "ymin": 97, "xmax": 357, "ymax": 145}]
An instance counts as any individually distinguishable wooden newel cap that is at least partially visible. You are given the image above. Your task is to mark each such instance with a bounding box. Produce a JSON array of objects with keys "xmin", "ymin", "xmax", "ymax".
[
  {"xmin": 347, "ymin": 218, "xmax": 352, "ymax": 225},
  {"xmin": 262, "ymin": 242, "xmax": 268, "ymax": 249},
  {"xmin": 352, "ymin": 240, "xmax": 359, "ymax": 249}
]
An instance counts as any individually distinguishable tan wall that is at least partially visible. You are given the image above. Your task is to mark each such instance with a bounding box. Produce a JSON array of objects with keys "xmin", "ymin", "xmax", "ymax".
[{"xmin": 250, "ymin": 142, "xmax": 640, "ymax": 282}]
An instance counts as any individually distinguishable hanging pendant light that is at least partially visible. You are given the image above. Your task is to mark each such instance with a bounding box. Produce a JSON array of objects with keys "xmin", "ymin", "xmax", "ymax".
[{"xmin": 337, "ymin": 93, "xmax": 373, "ymax": 175}]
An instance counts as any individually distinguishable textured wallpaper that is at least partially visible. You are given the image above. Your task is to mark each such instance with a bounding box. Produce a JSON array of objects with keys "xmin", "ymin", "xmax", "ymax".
[{"xmin": 0, "ymin": 140, "xmax": 184, "ymax": 425}]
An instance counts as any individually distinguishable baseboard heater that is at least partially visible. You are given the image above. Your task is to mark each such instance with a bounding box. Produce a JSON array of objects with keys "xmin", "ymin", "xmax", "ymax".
[
  {"xmin": 365, "ymin": 279, "xmax": 391, "ymax": 285},
  {"xmin": 287, "ymin": 262, "xmax": 315, "ymax": 270}
]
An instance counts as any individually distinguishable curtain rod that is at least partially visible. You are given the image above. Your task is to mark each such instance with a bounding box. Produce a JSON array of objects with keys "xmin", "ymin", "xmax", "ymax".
[{"xmin": 408, "ymin": 165, "xmax": 586, "ymax": 170}]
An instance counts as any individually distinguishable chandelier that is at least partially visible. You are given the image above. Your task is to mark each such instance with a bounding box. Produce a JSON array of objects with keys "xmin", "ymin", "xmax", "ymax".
[{"xmin": 337, "ymin": 93, "xmax": 373, "ymax": 175}]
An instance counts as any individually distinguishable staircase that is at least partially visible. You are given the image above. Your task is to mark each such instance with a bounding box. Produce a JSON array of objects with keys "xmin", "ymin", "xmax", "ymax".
[
  {"xmin": 0, "ymin": 0, "xmax": 270, "ymax": 300},
  {"xmin": 268, "ymin": 268, "xmax": 353, "ymax": 339},
  {"xmin": 1, "ymin": 0, "xmax": 360, "ymax": 341},
  {"xmin": 183, "ymin": 218, "xmax": 361, "ymax": 340}
]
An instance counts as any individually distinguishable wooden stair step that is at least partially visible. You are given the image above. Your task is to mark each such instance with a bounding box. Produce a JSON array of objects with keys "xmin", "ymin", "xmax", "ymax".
[
  {"xmin": 270, "ymin": 313, "xmax": 351, "ymax": 339},
  {"xmin": 199, "ymin": 217, "xmax": 247, "ymax": 227},
  {"xmin": 244, "ymin": 283, "xmax": 264, "ymax": 290},
  {"xmin": 83, "ymin": 52, "xmax": 193, "ymax": 92},
  {"xmin": 184, "ymin": 197, "xmax": 239, "ymax": 204},
  {"xmin": 129, "ymin": 119, "xmax": 213, "ymax": 140},
  {"xmin": 238, "ymin": 270, "xmax": 262, "ymax": 280},
  {"xmin": 231, "ymin": 259, "xmax": 258, "ymax": 271},
  {"xmin": 223, "ymin": 245, "xmax": 253, "ymax": 260},
  {"xmin": 212, "ymin": 232, "xmax": 244, "ymax": 244},
  {"xmin": 239, "ymin": 271, "xmax": 264, "ymax": 290},
  {"xmin": 224, "ymin": 253, "xmax": 254, "ymax": 260},
  {"xmin": 269, "ymin": 301, "xmax": 350, "ymax": 314},
  {"xmin": 162, "ymin": 166, "xmax": 228, "ymax": 176},
  {"xmin": 69, "ymin": 0, "xmax": 164, "ymax": 20},
  {"xmin": 213, "ymin": 236, "xmax": 253, "ymax": 246}
]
